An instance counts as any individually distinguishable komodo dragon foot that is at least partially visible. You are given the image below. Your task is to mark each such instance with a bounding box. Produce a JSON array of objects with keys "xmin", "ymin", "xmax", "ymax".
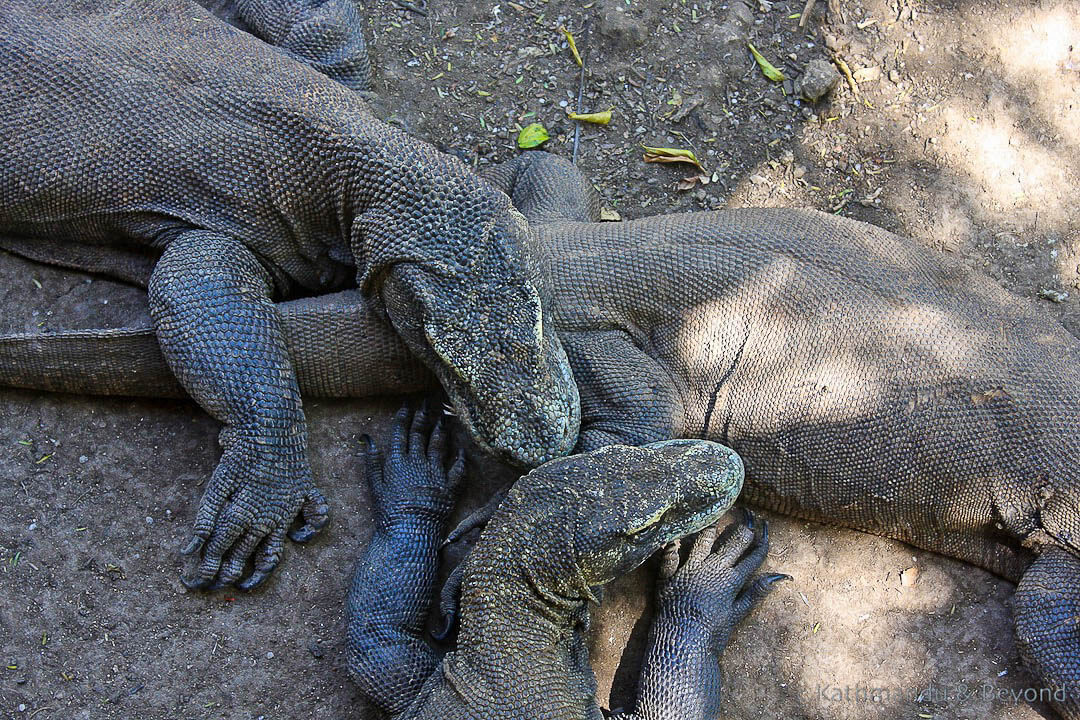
[
  {"xmin": 621, "ymin": 511, "xmax": 790, "ymax": 720},
  {"xmin": 346, "ymin": 402, "xmax": 465, "ymax": 717}
]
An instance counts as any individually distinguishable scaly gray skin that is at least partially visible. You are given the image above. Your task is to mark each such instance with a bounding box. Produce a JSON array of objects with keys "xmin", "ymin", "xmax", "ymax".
[
  {"xmin": 194, "ymin": 0, "xmax": 372, "ymax": 91},
  {"xmin": 0, "ymin": 3, "xmax": 579, "ymax": 590},
  {"xmin": 346, "ymin": 403, "xmax": 783, "ymax": 720},
  {"xmin": 3, "ymin": 152, "xmax": 1079, "ymax": 716}
]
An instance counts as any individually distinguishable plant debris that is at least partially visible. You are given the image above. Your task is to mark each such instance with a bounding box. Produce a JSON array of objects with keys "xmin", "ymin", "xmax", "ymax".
[
  {"xmin": 567, "ymin": 109, "xmax": 612, "ymax": 125},
  {"xmin": 558, "ymin": 26, "xmax": 583, "ymax": 67},
  {"xmin": 641, "ymin": 145, "xmax": 705, "ymax": 172},
  {"xmin": 748, "ymin": 43, "xmax": 785, "ymax": 82},
  {"xmin": 642, "ymin": 145, "xmax": 710, "ymax": 191},
  {"xmin": 517, "ymin": 123, "xmax": 550, "ymax": 149}
]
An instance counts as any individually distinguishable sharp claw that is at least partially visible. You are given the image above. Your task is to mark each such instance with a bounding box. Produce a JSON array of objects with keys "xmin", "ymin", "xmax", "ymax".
[
  {"xmin": 181, "ymin": 536, "xmax": 205, "ymax": 555},
  {"xmin": 761, "ymin": 519, "xmax": 769, "ymax": 543},
  {"xmin": 237, "ymin": 569, "xmax": 271, "ymax": 591},
  {"xmin": 743, "ymin": 508, "xmax": 755, "ymax": 530},
  {"xmin": 430, "ymin": 611, "xmax": 456, "ymax": 643},
  {"xmin": 289, "ymin": 526, "xmax": 316, "ymax": 543},
  {"xmin": 765, "ymin": 573, "xmax": 792, "ymax": 584},
  {"xmin": 180, "ymin": 573, "xmax": 211, "ymax": 591},
  {"xmin": 443, "ymin": 523, "xmax": 476, "ymax": 548}
]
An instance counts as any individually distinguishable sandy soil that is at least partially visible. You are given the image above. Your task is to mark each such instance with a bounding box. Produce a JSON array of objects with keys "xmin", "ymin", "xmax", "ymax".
[{"xmin": 1, "ymin": 0, "xmax": 1078, "ymax": 717}]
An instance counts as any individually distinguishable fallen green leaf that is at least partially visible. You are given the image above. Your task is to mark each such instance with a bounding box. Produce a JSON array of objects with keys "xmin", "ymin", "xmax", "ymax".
[
  {"xmin": 748, "ymin": 43, "xmax": 785, "ymax": 82},
  {"xmin": 568, "ymin": 109, "xmax": 612, "ymax": 125},
  {"xmin": 517, "ymin": 122, "xmax": 550, "ymax": 148}
]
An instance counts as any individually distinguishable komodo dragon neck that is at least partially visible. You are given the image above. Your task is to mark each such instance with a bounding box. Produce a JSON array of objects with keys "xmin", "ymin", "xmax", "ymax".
[{"xmin": 445, "ymin": 517, "xmax": 600, "ymax": 717}]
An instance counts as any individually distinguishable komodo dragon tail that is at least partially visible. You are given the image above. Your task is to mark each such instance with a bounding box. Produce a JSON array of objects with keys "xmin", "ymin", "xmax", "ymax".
[
  {"xmin": 0, "ymin": 291, "xmax": 437, "ymax": 399},
  {"xmin": 0, "ymin": 325, "xmax": 184, "ymax": 397}
]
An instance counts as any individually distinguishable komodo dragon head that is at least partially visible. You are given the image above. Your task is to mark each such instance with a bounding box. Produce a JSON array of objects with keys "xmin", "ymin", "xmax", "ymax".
[
  {"xmin": 366, "ymin": 187, "xmax": 579, "ymax": 469},
  {"xmin": 462, "ymin": 439, "xmax": 745, "ymax": 609}
]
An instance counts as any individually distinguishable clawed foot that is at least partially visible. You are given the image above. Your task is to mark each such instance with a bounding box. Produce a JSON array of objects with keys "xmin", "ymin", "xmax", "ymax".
[
  {"xmin": 363, "ymin": 402, "xmax": 465, "ymax": 532},
  {"xmin": 180, "ymin": 433, "xmax": 329, "ymax": 592},
  {"xmin": 655, "ymin": 509, "xmax": 789, "ymax": 652}
]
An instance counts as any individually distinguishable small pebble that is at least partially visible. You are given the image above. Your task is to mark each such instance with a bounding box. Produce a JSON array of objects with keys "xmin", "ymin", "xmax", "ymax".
[
  {"xmin": 79, "ymin": 455, "xmax": 88, "ymax": 463},
  {"xmin": 28, "ymin": 522, "xmax": 36, "ymax": 531},
  {"xmin": 1040, "ymin": 288, "xmax": 1069, "ymax": 303},
  {"xmin": 145, "ymin": 516, "xmax": 153, "ymax": 524},
  {"xmin": 266, "ymin": 651, "xmax": 274, "ymax": 659}
]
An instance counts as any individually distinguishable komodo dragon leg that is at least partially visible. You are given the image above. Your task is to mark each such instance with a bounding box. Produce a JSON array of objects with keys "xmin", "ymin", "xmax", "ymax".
[
  {"xmin": 616, "ymin": 516, "xmax": 789, "ymax": 720},
  {"xmin": 346, "ymin": 403, "xmax": 465, "ymax": 717},
  {"xmin": 198, "ymin": 0, "xmax": 372, "ymax": 91},
  {"xmin": 149, "ymin": 230, "xmax": 328, "ymax": 590},
  {"xmin": 1015, "ymin": 547, "xmax": 1080, "ymax": 715},
  {"xmin": 347, "ymin": 403, "xmax": 785, "ymax": 719}
]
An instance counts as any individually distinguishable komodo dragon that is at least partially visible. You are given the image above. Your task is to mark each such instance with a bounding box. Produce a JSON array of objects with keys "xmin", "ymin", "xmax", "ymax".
[
  {"xmin": 346, "ymin": 402, "xmax": 784, "ymax": 719},
  {"xmin": 2, "ymin": 152, "xmax": 1078, "ymax": 717},
  {"xmin": 0, "ymin": 2, "xmax": 579, "ymax": 590}
]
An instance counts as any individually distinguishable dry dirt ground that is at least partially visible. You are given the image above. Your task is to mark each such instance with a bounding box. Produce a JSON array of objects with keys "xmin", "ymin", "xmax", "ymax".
[{"xmin": 2, "ymin": 0, "xmax": 1078, "ymax": 718}]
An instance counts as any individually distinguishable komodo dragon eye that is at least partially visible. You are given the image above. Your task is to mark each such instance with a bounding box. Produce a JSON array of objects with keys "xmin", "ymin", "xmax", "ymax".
[{"xmin": 626, "ymin": 507, "xmax": 668, "ymax": 539}]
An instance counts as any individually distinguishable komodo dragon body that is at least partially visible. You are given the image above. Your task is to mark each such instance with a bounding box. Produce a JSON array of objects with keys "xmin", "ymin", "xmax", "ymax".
[
  {"xmin": 0, "ymin": 2, "xmax": 578, "ymax": 589},
  {"xmin": 345, "ymin": 404, "xmax": 782, "ymax": 720},
  {"xmin": 2, "ymin": 153, "xmax": 1078, "ymax": 715}
]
